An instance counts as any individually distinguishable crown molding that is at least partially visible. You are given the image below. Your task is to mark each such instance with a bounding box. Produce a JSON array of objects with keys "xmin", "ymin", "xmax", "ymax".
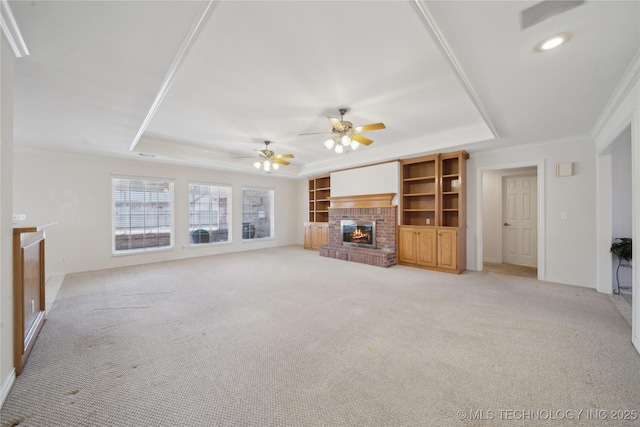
[
  {"xmin": 0, "ymin": 0, "xmax": 29, "ymax": 58},
  {"xmin": 591, "ymin": 49, "xmax": 640, "ymax": 139},
  {"xmin": 411, "ymin": 0, "xmax": 499, "ymax": 140}
]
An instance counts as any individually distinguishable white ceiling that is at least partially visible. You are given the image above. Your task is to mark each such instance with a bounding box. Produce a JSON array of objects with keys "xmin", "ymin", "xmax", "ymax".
[{"xmin": 8, "ymin": 1, "xmax": 640, "ymax": 178}]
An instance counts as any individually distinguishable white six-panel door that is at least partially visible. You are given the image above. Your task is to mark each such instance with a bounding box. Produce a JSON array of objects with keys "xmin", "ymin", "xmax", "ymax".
[{"xmin": 502, "ymin": 175, "xmax": 537, "ymax": 267}]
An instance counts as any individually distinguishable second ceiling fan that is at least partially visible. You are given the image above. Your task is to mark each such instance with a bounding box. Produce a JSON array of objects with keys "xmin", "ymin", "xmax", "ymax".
[
  {"xmin": 254, "ymin": 141, "xmax": 294, "ymax": 172},
  {"xmin": 300, "ymin": 108, "xmax": 386, "ymax": 153}
]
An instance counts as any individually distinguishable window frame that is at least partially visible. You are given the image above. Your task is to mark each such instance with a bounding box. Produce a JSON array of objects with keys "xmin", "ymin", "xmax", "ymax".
[
  {"xmin": 112, "ymin": 175, "xmax": 175, "ymax": 255},
  {"xmin": 188, "ymin": 181, "xmax": 232, "ymax": 246}
]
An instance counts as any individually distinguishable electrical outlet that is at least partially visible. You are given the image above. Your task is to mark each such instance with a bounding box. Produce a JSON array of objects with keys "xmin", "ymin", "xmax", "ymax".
[
  {"xmin": 426, "ymin": 218, "xmax": 431, "ymax": 225},
  {"xmin": 13, "ymin": 214, "xmax": 27, "ymax": 222}
]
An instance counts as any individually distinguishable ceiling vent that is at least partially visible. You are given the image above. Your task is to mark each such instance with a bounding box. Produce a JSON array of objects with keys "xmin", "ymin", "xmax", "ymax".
[{"xmin": 521, "ymin": 0, "xmax": 585, "ymax": 30}]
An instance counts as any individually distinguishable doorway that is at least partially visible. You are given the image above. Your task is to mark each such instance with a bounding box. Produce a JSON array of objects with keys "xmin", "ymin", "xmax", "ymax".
[{"xmin": 481, "ymin": 166, "xmax": 539, "ymax": 278}]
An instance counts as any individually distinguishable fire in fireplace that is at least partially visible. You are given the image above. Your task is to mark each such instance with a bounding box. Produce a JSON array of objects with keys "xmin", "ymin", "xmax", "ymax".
[{"xmin": 341, "ymin": 220, "xmax": 376, "ymax": 249}]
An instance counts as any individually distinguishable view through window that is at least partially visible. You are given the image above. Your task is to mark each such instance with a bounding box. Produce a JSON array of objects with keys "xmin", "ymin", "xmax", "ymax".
[
  {"xmin": 113, "ymin": 177, "xmax": 173, "ymax": 253},
  {"xmin": 189, "ymin": 183, "xmax": 231, "ymax": 244},
  {"xmin": 242, "ymin": 187, "xmax": 274, "ymax": 240}
]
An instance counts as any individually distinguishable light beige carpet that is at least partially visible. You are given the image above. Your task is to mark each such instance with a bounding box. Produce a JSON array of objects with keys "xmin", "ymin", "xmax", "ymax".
[{"xmin": 2, "ymin": 245, "xmax": 639, "ymax": 426}]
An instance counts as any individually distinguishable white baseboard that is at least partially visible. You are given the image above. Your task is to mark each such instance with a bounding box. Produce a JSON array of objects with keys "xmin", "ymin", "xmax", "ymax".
[
  {"xmin": 483, "ymin": 257, "xmax": 499, "ymax": 263},
  {"xmin": 544, "ymin": 276, "xmax": 594, "ymax": 289},
  {"xmin": 0, "ymin": 369, "xmax": 16, "ymax": 408}
]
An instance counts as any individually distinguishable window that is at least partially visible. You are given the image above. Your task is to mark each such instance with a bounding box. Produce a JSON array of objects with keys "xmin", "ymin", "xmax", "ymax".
[
  {"xmin": 189, "ymin": 183, "xmax": 231, "ymax": 245},
  {"xmin": 242, "ymin": 187, "xmax": 274, "ymax": 240},
  {"xmin": 113, "ymin": 177, "xmax": 174, "ymax": 253}
]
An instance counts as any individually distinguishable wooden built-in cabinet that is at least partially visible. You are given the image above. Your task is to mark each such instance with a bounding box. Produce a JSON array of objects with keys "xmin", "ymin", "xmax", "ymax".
[
  {"xmin": 303, "ymin": 222, "xmax": 329, "ymax": 250},
  {"xmin": 398, "ymin": 151, "xmax": 468, "ymax": 273},
  {"xmin": 305, "ymin": 175, "xmax": 330, "ymax": 250},
  {"xmin": 13, "ymin": 223, "xmax": 55, "ymax": 375},
  {"xmin": 398, "ymin": 226, "xmax": 462, "ymax": 272},
  {"xmin": 436, "ymin": 227, "xmax": 460, "ymax": 272},
  {"xmin": 398, "ymin": 226, "xmax": 437, "ymax": 267}
]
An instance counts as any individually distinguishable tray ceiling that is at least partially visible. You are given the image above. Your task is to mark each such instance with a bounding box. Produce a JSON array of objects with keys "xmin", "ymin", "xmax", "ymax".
[{"xmin": 8, "ymin": 1, "xmax": 639, "ymax": 177}]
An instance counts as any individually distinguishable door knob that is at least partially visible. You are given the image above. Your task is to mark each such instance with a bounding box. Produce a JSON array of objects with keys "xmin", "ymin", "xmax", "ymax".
[{"xmin": 503, "ymin": 222, "xmax": 511, "ymax": 226}]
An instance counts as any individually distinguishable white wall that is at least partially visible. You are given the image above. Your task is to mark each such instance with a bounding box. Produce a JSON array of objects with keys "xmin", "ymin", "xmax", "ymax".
[
  {"xmin": 469, "ymin": 137, "xmax": 598, "ymax": 287},
  {"xmin": 481, "ymin": 171, "xmax": 501, "ymax": 262},
  {"xmin": 611, "ymin": 128, "xmax": 633, "ymax": 240},
  {"xmin": 1, "ymin": 34, "xmax": 17, "ymax": 405},
  {"xmin": 13, "ymin": 149, "xmax": 302, "ymax": 276},
  {"xmin": 330, "ymin": 162, "xmax": 400, "ymax": 204}
]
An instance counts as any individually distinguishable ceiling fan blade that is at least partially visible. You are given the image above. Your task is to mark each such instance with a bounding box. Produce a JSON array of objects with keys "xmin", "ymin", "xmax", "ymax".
[
  {"xmin": 299, "ymin": 131, "xmax": 333, "ymax": 136},
  {"xmin": 276, "ymin": 153, "xmax": 294, "ymax": 159},
  {"xmin": 273, "ymin": 158, "xmax": 290, "ymax": 166},
  {"xmin": 328, "ymin": 117, "xmax": 344, "ymax": 131},
  {"xmin": 351, "ymin": 134, "xmax": 374, "ymax": 146},
  {"xmin": 355, "ymin": 122, "xmax": 385, "ymax": 133}
]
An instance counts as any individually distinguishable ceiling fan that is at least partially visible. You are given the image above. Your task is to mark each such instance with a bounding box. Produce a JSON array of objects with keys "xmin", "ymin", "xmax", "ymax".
[
  {"xmin": 299, "ymin": 108, "xmax": 386, "ymax": 153},
  {"xmin": 253, "ymin": 141, "xmax": 294, "ymax": 172}
]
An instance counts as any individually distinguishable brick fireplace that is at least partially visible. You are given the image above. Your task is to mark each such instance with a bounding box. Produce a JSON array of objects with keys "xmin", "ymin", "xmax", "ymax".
[{"xmin": 319, "ymin": 193, "xmax": 397, "ymax": 267}]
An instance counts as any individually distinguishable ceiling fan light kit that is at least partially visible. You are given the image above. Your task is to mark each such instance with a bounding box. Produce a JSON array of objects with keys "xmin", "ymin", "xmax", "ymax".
[
  {"xmin": 324, "ymin": 135, "xmax": 359, "ymax": 153},
  {"xmin": 254, "ymin": 159, "xmax": 278, "ymax": 171},
  {"xmin": 301, "ymin": 108, "xmax": 385, "ymax": 154},
  {"xmin": 253, "ymin": 141, "xmax": 293, "ymax": 172},
  {"xmin": 249, "ymin": 109, "xmax": 385, "ymax": 170}
]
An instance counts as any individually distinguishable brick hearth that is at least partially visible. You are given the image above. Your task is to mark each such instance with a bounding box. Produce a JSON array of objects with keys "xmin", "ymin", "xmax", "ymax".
[{"xmin": 319, "ymin": 194, "xmax": 397, "ymax": 268}]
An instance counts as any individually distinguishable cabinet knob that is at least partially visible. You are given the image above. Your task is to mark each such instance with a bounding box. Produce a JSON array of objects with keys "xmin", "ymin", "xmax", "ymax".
[{"xmin": 503, "ymin": 222, "xmax": 511, "ymax": 226}]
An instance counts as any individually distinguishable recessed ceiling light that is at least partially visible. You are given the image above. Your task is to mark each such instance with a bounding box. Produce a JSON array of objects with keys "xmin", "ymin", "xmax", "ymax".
[{"xmin": 534, "ymin": 32, "xmax": 572, "ymax": 52}]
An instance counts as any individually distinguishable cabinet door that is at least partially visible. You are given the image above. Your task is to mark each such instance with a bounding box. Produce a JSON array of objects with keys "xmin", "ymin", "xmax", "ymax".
[
  {"xmin": 303, "ymin": 224, "xmax": 312, "ymax": 249},
  {"xmin": 398, "ymin": 226, "xmax": 417, "ymax": 264},
  {"xmin": 319, "ymin": 224, "xmax": 329, "ymax": 246},
  {"xmin": 437, "ymin": 229, "xmax": 458, "ymax": 271},
  {"xmin": 311, "ymin": 225, "xmax": 321, "ymax": 249},
  {"xmin": 416, "ymin": 228, "xmax": 437, "ymax": 267}
]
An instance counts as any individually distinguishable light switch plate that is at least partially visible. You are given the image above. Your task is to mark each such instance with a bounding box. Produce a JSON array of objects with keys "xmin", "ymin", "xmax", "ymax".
[{"xmin": 13, "ymin": 214, "xmax": 27, "ymax": 222}]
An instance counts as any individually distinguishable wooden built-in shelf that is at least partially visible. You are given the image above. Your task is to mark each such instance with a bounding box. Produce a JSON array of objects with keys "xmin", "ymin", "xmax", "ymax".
[
  {"xmin": 305, "ymin": 175, "xmax": 332, "ymax": 249},
  {"xmin": 308, "ymin": 175, "xmax": 331, "ymax": 223},
  {"xmin": 398, "ymin": 151, "xmax": 468, "ymax": 273}
]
